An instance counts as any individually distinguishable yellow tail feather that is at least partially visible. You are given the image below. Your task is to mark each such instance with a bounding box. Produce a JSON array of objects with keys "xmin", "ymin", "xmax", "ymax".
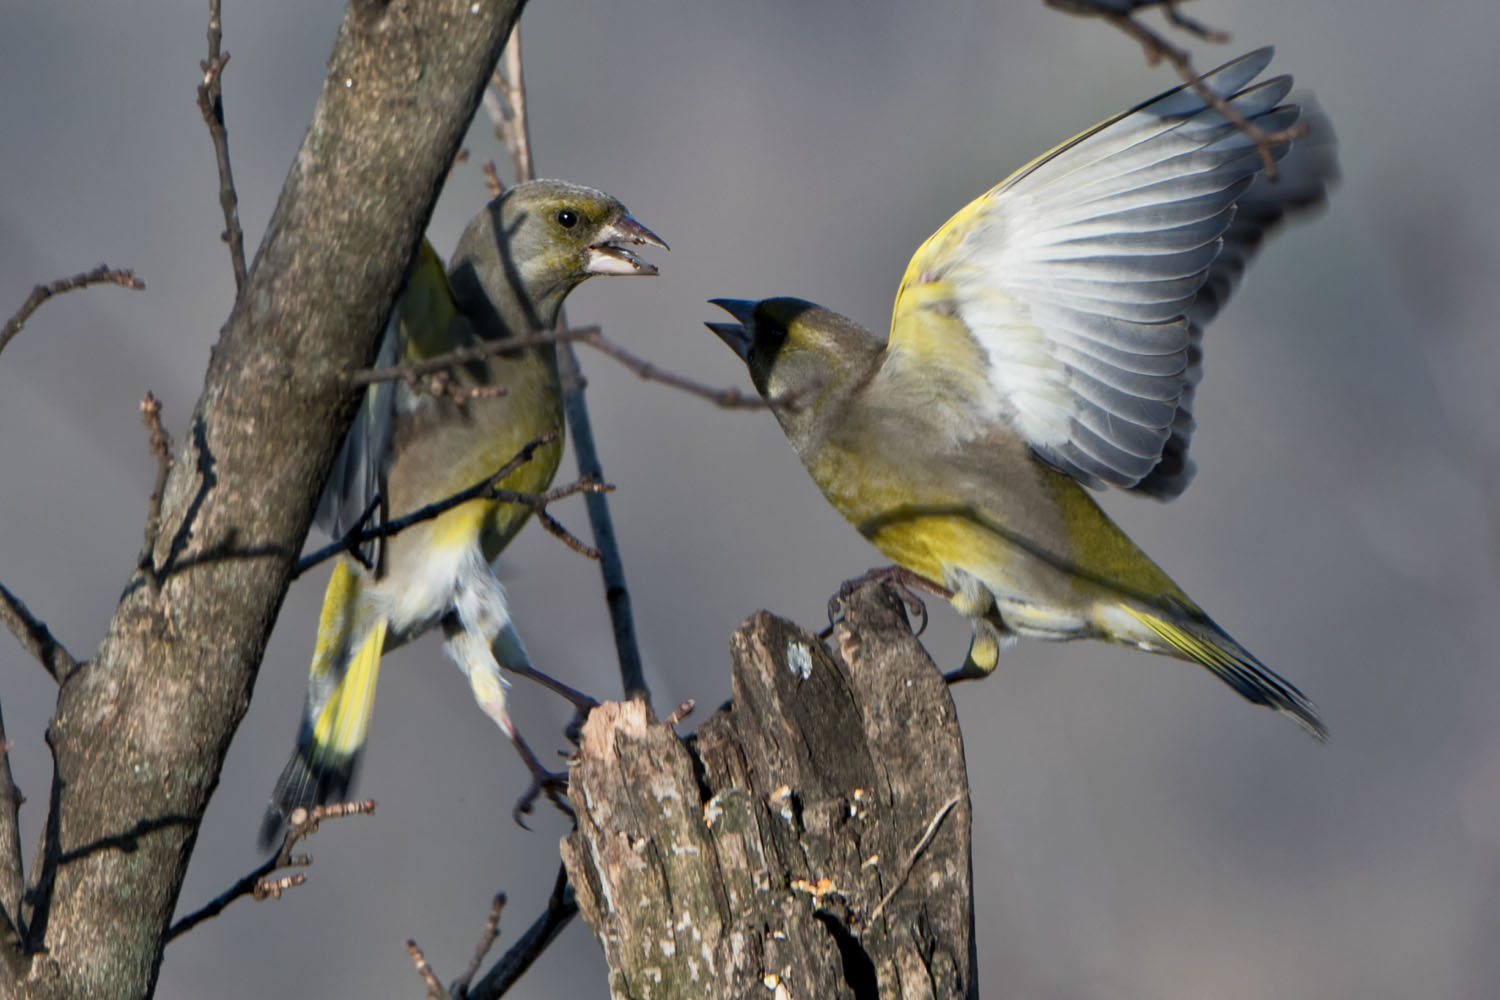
[
  {"xmin": 1120, "ymin": 606, "xmax": 1327, "ymax": 740},
  {"xmin": 311, "ymin": 616, "xmax": 387, "ymax": 762}
]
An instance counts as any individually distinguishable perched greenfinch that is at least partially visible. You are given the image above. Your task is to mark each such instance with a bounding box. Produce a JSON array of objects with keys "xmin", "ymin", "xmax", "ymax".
[
  {"xmin": 708, "ymin": 49, "xmax": 1332, "ymax": 739},
  {"xmin": 261, "ymin": 180, "xmax": 665, "ymax": 845}
]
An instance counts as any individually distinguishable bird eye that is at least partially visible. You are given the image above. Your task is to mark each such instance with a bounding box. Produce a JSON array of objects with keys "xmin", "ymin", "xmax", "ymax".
[{"xmin": 556, "ymin": 209, "xmax": 578, "ymax": 229}]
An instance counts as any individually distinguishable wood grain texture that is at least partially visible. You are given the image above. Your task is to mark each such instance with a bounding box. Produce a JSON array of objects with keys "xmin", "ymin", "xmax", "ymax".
[{"xmin": 564, "ymin": 581, "xmax": 977, "ymax": 998}]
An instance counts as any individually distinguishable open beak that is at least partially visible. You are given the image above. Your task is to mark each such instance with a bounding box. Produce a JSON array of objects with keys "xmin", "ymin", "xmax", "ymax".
[
  {"xmin": 706, "ymin": 298, "xmax": 756, "ymax": 359},
  {"xmin": 586, "ymin": 213, "xmax": 668, "ymax": 276}
]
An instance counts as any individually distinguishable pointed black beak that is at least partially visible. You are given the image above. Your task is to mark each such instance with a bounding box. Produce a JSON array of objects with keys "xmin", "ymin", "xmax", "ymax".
[{"xmin": 706, "ymin": 299, "xmax": 756, "ymax": 359}]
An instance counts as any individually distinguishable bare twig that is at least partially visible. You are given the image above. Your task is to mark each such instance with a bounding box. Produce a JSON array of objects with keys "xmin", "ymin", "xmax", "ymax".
[
  {"xmin": 448, "ymin": 147, "xmax": 471, "ymax": 183},
  {"xmin": 165, "ymin": 800, "xmax": 375, "ymax": 943},
  {"xmin": 350, "ymin": 322, "xmax": 783, "ymax": 412},
  {"xmin": 865, "ymin": 793, "xmax": 963, "ymax": 928},
  {"xmin": 196, "ymin": 0, "xmax": 248, "ymax": 290},
  {"xmin": 577, "ymin": 327, "xmax": 791, "ymax": 410},
  {"xmin": 466, "ymin": 864, "xmax": 578, "ymax": 1000},
  {"xmin": 482, "ymin": 160, "xmax": 504, "ymax": 198},
  {"xmin": 0, "ymin": 265, "xmax": 144, "ymax": 360},
  {"xmin": 0, "ymin": 698, "xmax": 26, "ymax": 986},
  {"xmin": 1046, "ymin": 0, "xmax": 1228, "ymax": 51},
  {"xmin": 454, "ymin": 894, "xmax": 507, "ymax": 997},
  {"xmin": 298, "ymin": 435, "xmax": 554, "ymax": 571},
  {"xmin": 293, "ymin": 434, "xmax": 611, "ymax": 577},
  {"xmin": 0, "ymin": 582, "xmax": 79, "ymax": 683},
  {"xmin": 343, "ymin": 326, "xmax": 597, "ymax": 389},
  {"xmin": 489, "ymin": 31, "xmax": 532, "ymax": 186},
  {"xmin": 138, "ymin": 392, "xmax": 177, "ymax": 586},
  {"xmin": 406, "ymin": 939, "xmax": 446, "ymax": 999},
  {"xmin": 1046, "ymin": 0, "xmax": 1300, "ymax": 178}
]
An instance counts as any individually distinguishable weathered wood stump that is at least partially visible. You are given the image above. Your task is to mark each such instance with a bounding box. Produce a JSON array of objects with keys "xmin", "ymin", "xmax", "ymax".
[{"xmin": 562, "ymin": 581, "xmax": 977, "ymax": 998}]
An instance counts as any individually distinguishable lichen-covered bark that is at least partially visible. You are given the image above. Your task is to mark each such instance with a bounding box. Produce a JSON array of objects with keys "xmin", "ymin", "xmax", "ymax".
[
  {"xmin": 9, "ymin": 3, "xmax": 528, "ymax": 998},
  {"xmin": 564, "ymin": 582, "xmax": 977, "ymax": 998}
]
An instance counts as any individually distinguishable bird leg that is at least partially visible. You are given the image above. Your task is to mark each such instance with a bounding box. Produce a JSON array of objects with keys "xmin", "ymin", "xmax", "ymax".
[
  {"xmin": 493, "ymin": 621, "xmax": 597, "ymax": 744},
  {"xmin": 503, "ymin": 720, "xmax": 573, "ymax": 829},
  {"xmin": 825, "ymin": 565, "xmax": 950, "ymax": 638},
  {"xmin": 447, "ymin": 613, "xmax": 575, "ymax": 827}
]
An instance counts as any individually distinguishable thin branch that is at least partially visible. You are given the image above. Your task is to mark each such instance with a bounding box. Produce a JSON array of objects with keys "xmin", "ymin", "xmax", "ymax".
[
  {"xmin": 196, "ymin": 0, "xmax": 248, "ymax": 290},
  {"xmin": 349, "ymin": 323, "xmax": 785, "ymax": 412},
  {"xmin": 467, "ymin": 864, "xmax": 578, "ymax": 1000},
  {"xmin": 455, "ymin": 894, "xmax": 508, "ymax": 996},
  {"xmin": 406, "ymin": 939, "xmax": 446, "ymax": 1000},
  {"xmin": 556, "ymin": 338, "xmax": 649, "ymax": 699},
  {"xmin": 865, "ymin": 793, "xmax": 963, "ymax": 928},
  {"xmin": 164, "ymin": 800, "xmax": 375, "ymax": 943},
  {"xmin": 0, "ymin": 265, "xmax": 144, "ymax": 360},
  {"xmin": 1046, "ymin": 0, "xmax": 1228, "ymax": 50},
  {"xmin": 489, "ymin": 30, "xmax": 532, "ymax": 186},
  {"xmin": 293, "ymin": 435, "xmax": 611, "ymax": 577},
  {"xmin": 343, "ymin": 326, "xmax": 596, "ymax": 388},
  {"xmin": 138, "ymin": 392, "xmax": 177, "ymax": 588},
  {"xmin": 0, "ymin": 582, "xmax": 79, "ymax": 683},
  {"xmin": 482, "ymin": 160, "xmax": 504, "ymax": 198},
  {"xmin": 297, "ymin": 435, "xmax": 555, "ymax": 572},
  {"xmin": 1046, "ymin": 0, "xmax": 1300, "ymax": 179},
  {"xmin": 482, "ymin": 32, "xmax": 650, "ymax": 703},
  {"xmin": 0, "ymin": 698, "xmax": 26, "ymax": 989},
  {"xmin": 576, "ymin": 327, "xmax": 787, "ymax": 410}
]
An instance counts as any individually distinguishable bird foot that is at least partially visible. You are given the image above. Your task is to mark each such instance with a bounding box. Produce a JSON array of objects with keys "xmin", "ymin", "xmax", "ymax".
[
  {"xmin": 512, "ymin": 765, "xmax": 574, "ymax": 830},
  {"xmin": 506, "ymin": 662, "xmax": 600, "ymax": 740},
  {"xmin": 508, "ymin": 726, "xmax": 576, "ymax": 829},
  {"xmin": 825, "ymin": 565, "xmax": 948, "ymax": 637}
]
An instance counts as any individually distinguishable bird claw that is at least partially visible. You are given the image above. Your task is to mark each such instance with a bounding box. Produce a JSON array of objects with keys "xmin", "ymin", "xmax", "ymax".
[
  {"xmin": 826, "ymin": 565, "xmax": 942, "ymax": 636},
  {"xmin": 564, "ymin": 706, "xmax": 590, "ymax": 746},
  {"xmin": 512, "ymin": 767, "xmax": 573, "ymax": 830}
]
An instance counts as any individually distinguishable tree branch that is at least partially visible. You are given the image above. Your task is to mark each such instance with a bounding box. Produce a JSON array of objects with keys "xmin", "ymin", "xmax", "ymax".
[
  {"xmin": 1045, "ymin": 0, "xmax": 1302, "ymax": 179},
  {"xmin": 0, "ymin": 696, "xmax": 27, "ymax": 993},
  {"xmin": 15, "ymin": 2, "xmax": 531, "ymax": 997},
  {"xmin": 292, "ymin": 433, "xmax": 610, "ymax": 576},
  {"xmin": 0, "ymin": 582, "xmax": 78, "ymax": 683},
  {"xmin": 466, "ymin": 864, "xmax": 578, "ymax": 1000},
  {"xmin": 137, "ymin": 392, "xmax": 176, "ymax": 589},
  {"xmin": 164, "ymin": 800, "xmax": 375, "ymax": 942},
  {"xmin": 195, "ymin": 0, "xmax": 248, "ymax": 290},
  {"xmin": 0, "ymin": 266, "xmax": 143, "ymax": 361}
]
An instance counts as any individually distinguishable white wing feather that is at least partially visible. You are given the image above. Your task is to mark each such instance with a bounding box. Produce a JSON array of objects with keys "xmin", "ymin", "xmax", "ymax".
[{"xmin": 906, "ymin": 48, "xmax": 1334, "ymax": 495}]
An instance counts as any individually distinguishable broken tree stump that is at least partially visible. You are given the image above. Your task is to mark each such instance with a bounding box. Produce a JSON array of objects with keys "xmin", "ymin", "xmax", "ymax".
[{"xmin": 562, "ymin": 580, "xmax": 977, "ymax": 998}]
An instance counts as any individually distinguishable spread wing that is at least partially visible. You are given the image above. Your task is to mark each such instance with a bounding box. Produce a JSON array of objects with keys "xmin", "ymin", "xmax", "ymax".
[
  {"xmin": 315, "ymin": 239, "xmax": 457, "ymax": 556},
  {"xmin": 890, "ymin": 48, "xmax": 1336, "ymax": 497}
]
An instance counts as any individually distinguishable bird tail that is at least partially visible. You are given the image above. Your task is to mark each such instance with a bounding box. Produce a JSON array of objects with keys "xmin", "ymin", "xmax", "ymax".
[
  {"xmin": 259, "ymin": 562, "xmax": 388, "ymax": 849},
  {"xmin": 1118, "ymin": 604, "xmax": 1328, "ymax": 741}
]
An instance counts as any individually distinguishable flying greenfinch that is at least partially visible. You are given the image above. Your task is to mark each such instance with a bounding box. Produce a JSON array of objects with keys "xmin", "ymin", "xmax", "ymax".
[
  {"xmin": 708, "ymin": 49, "xmax": 1332, "ymax": 739},
  {"xmin": 261, "ymin": 180, "xmax": 665, "ymax": 845}
]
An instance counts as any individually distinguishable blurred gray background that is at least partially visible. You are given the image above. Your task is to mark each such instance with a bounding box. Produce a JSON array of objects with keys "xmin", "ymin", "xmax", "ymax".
[{"xmin": 3, "ymin": 0, "xmax": 1498, "ymax": 996}]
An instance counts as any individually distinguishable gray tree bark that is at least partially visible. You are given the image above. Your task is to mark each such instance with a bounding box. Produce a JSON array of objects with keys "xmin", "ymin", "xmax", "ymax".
[
  {"xmin": 1, "ymin": 2, "xmax": 528, "ymax": 997},
  {"xmin": 563, "ymin": 581, "xmax": 978, "ymax": 999}
]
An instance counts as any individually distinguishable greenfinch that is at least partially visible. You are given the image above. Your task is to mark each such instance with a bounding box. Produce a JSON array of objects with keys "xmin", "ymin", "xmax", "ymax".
[
  {"xmin": 708, "ymin": 49, "xmax": 1331, "ymax": 738},
  {"xmin": 261, "ymin": 180, "xmax": 665, "ymax": 845}
]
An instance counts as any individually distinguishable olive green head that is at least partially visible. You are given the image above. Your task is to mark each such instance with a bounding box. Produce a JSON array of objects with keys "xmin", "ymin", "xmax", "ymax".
[
  {"xmin": 450, "ymin": 179, "xmax": 666, "ymax": 334},
  {"xmin": 707, "ymin": 297, "xmax": 883, "ymax": 443},
  {"xmin": 709, "ymin": 297, "xmax": 882, "ymax": 392}
]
